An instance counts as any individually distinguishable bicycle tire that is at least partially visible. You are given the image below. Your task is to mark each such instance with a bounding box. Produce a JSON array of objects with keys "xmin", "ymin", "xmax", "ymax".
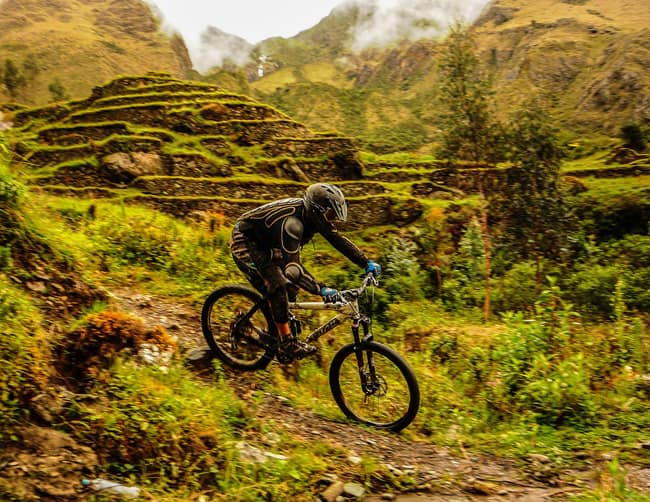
[
  {"xmin": 329, "ymin": 341, "xmax": 420, "ymax": 432},
  {"xmin": 201, "ymin": 285, "xmax": 275, "ymax": 371}
]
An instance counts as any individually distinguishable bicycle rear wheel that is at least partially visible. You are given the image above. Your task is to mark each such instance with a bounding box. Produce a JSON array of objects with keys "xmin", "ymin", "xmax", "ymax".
[
  {"xmin": 201, "ymin": 285, "xmax": 275, "ymax": 371},
  {"xmin": 329, "ymin": 341, "xmax": 419, "ymax": 432}
]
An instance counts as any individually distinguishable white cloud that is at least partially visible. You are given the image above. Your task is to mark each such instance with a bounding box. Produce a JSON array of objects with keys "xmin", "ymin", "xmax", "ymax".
[
  {"xmin": 146, "ymin": 0, "xmax": 491, "ymax": 72},
  {"xmin": 344, "ymin": 0, "xmax": 489, "ymax": 50}
]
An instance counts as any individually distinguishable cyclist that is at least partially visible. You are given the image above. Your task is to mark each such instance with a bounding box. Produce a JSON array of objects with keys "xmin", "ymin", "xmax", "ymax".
[{"xmin": 230, "ymin": 183, "xmax": 381, "ymax": 361}]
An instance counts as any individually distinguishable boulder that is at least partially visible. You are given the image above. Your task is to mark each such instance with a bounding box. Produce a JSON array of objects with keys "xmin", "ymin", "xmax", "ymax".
[{"xmin": 101, "ymin": 151, "xmax": 164, "ymax": 182}]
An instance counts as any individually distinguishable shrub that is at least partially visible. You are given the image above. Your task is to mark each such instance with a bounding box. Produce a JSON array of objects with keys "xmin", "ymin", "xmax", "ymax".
[
  {"xmin": 380, "ymin": 236, "xmax": 426, "ymax": 302},
  {"xmin": 0, "ymin": 277, "xmax": 51, "ymax": 423},
  {"xmin": 564, "ymin": 264, "xmax": 620, "ymax": 318},
  {"xmin": 90, "ymin": 214, "xmax": 175, "ymax": 269},
  {"xmin": 493, "ymin": 261, "xmax": 538, "ymax": 313},
  {"xmin": 517, "ymin": 353, "xmax": 597, "ymax": 426},
  {"xmin": 57, "ymin": 311, "xmax": 176, "ymax": 389},
  {"xmin": 485, "ymin": 280, "xmax": 600, "ymax": 426},
  {"xmin": 620, "ymin": 122, "xmax": 646, "ymax": 152}
]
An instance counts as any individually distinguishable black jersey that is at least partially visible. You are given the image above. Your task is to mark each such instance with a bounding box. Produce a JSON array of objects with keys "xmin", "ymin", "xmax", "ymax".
[{"xmin": 232, "ymin": 197, "xmax": 368, "ymax": 294}]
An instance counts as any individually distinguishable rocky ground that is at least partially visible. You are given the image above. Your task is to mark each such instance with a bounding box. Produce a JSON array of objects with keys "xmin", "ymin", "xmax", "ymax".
[
  {"xmin": 107, "ymin": 288, "xmax": 650, "ymax": 501},
  {"xmin": 2, "ymin": 287, "xmax": 648, "ymax": 501}
]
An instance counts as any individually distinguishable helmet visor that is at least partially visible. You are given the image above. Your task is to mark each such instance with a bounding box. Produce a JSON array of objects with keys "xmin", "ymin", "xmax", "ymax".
[{"xmin": 323, "ymin": 204, "xmax": 347, "ymax": 223}]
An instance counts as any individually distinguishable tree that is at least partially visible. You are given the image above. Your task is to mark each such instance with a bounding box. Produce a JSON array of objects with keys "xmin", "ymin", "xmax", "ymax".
[
  {"xmin": 48, "ymin": 78, "xmax": 69, "ymax": 102},
  {"xmin": 620, "ymin": 122, "xmax": 646, "ymax": 152},
  {"xmin": 22, "ymin": 54, "xmax": 40, "ymax": 93},
  {"xmin": 2, "ymin": 59, "xmax": 26, "ymax": 100},
  {"xmin": 437, "ymin": 25, "xmax": 504, "ymax": 164},
  {"xmin": 436, "ymin": 24, "xmax": 504, "ymax": 321},
  {"xmin": 494, "ymin": 102, "xmax": 571, "ymax": 286}
]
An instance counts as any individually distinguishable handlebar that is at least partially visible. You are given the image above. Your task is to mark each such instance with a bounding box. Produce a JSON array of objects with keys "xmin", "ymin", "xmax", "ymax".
[{"xmin": 325, "ymin": 273, "xmax": 378, "ymax": 304}]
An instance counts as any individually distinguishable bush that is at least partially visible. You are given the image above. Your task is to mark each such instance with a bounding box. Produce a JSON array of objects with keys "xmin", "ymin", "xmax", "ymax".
[
  {"xmin": 517, "ymin": 353, "xmax": 597, "ymax": 426},
  {"xmin": 0, "ymin": 277, "xmax": 51, "ymax": 423},
  {"xmin": 493, "ymin": 261, "xmax": 538, "ymax": 313},
  {"xmin": 564, "ymin": 264, "xmax": 620, "ymax": 318},
  {"xmin": 620, "ymin": 122, "xmax": 646, "ymax": 152},
  {"xmin": 564, "ymin": 235, "xmax": 650, "ymax": 316},
  {"xmin": 485, "ymin": 281, "xmax": 600, "ymax": 426},
  {"xmin": 57, "ymin": 311, "xmax": 176, "ymax": 389},
  {"xmin": 380, "ymin": 236, "xmax": 426, "ymax": 302},
  {"xmin": 90, "ymin": 213, "xmax": 175, "ymax": 269}
]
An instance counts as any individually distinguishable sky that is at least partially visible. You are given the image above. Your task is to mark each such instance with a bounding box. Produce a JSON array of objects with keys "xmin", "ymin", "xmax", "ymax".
[
  {"xmin": 148, "ymin": 0, "xmax": 347, "ymax": 45},
  {"xmin": 147, "ymin": 0, "xmax": 491, "ymax": 72}
]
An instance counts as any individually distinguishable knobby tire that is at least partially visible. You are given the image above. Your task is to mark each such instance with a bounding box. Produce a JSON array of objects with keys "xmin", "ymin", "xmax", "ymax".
[
  {"xmin": 329, "ymin": 341, "xmax": 420, "ymax": 432},
  {"xmin": 201, "ymin": 285, "xmax": 275, "ymax": 371}
]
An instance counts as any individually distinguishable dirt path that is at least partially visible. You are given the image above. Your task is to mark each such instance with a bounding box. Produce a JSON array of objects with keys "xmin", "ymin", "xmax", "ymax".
[{"xmin": 108, "ymin": 288, "xmax": 649, "ymax": 501}]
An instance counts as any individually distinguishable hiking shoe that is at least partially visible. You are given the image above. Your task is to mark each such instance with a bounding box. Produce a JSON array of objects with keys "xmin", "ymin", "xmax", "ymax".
[{"xmin": 276, "ymin": 336, "xmax": 317, "ymax": 363}]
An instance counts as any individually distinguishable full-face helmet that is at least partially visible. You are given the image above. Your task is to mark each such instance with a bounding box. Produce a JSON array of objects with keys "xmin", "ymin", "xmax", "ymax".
[{"xmin": 303, "ymin": 183, "xmax": 347, "ymax": 223}]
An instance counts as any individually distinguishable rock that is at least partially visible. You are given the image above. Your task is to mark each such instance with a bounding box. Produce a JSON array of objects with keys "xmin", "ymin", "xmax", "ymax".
[
  {"xmin": 101, "ymin": 152, "xmax": 163, "ymax": 182},
  {"xmin": 343, "ymin": 482, "xmax": 366, "ymax": 499},
  {"xmin": 316, "ymin": 473, "xmax": 339, "ymax": 486},
  {"xmin": 348, "ymin": 455, "xmax": 363, "ymax": 465},
  {"xmin": 320, "ymin": 480, "xmax": 344, "ymax": 502},
  {"xmin": 184, "ymin": 347, "xmax": 213, "ymax": 370},
  {"xmin": 25, "ymin": 280, "xmax": 47, "ymax": 293},
  {"xmin": 528, "ymin": 453, "xmax": 552, "ymax": 464},
  {"xmin": 262, "ymin": 432, "xmax": 281, "ymax": 446},
  {"xmin": 235, "ymin": 441, "xmax": 288, "ymax": 464},
  {"xmin": 462, "ymin": 477, "xmax": 501, "ymax": 495}
]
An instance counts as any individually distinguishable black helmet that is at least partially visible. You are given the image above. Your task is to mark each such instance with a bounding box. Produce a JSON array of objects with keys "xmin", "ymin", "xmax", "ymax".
[{"xmin": 304, "ymin": 183, "xmax": 347, "ymax": 223}]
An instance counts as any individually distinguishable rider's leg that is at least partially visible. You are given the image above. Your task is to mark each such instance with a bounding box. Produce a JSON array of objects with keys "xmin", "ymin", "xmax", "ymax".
[
  {"xmin": 231, "ymin": 234, "xmax": 314, "ymax": 359},
  {"xmin": 263, "ymin": 268, "xmax": 316, "ymax": 360}
]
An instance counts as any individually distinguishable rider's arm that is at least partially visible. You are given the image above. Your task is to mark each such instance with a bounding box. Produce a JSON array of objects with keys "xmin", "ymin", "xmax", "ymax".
[
  {"xmin": 320, "ymin": 224, "xmax": 369, "ymax": 270},
  {"xmin": 282, "ymin": 216, "xmax": 323, "ymax": 295}
]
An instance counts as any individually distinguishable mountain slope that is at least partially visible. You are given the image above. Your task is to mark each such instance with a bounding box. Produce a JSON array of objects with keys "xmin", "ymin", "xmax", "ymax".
[
  {"xmin": 244, "ymin": 0, "xmax": 650, "ymax": 151},
  {"xmin": 474, "ymin": 0, "xmax": 650, "ymax": 132},
  {"xmin": 0, "ymin": 0, "xmax": 191, "ymax": 106}
]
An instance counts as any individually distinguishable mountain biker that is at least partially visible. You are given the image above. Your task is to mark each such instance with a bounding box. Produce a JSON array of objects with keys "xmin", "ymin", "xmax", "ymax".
[{"xmin": 230, "ymin": 183, "xmax": 381, "ymax": 361}]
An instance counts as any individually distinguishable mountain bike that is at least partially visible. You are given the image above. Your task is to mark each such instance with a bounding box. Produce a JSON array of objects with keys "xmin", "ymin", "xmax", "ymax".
[{"xmin": 201, "ymin": 273, "xmax": 420, "ymax": 432}]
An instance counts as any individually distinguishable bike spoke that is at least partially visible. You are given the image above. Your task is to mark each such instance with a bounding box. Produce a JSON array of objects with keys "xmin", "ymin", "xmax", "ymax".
[
  {"xmin": 337, "ymin": 349, "xmax": 412, "ymax": 427},
  {"xmin": 203, "ymin": 287, "xmax": 273, "ymax": 369}
]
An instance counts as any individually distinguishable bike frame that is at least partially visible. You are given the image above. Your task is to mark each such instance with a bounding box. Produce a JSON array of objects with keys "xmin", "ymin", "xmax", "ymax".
[
  {"xmin": 288, "ymin": 298, "xmax": 372, "ymax": 346},
  {"xmin": 288, "ymin": 274, "xmax": 377, "ymax": 347}
]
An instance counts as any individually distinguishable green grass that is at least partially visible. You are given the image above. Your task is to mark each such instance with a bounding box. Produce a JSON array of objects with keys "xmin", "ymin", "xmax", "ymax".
[{"xmin": 3, "ymin": 127, "xmax": 650, "ymax": 499}]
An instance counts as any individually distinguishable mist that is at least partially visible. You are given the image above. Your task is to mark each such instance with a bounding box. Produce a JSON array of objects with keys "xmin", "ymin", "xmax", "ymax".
[
  {"xmin": 343, "ymin": 0, "xmax": 490, "ymax": 50},
  {"xmin": 147, "ymin": 0, "xmax": 492, "ymax": 73}
]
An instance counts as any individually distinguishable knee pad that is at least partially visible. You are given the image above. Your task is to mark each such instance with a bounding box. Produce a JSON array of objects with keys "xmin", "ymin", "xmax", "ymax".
[
  {"xmin": 284, "ymin": 262, "xmax": 304, "ymax": 283},
  {"xmin": 262, "ymin": 264, "xmax": 289, "ymax": 294}
]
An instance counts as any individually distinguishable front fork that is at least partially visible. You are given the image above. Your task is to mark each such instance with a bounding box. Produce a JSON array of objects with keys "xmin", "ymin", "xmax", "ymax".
[{"xmin": 352, "ymin": 315, "xmax": 379, "ymax": 395}]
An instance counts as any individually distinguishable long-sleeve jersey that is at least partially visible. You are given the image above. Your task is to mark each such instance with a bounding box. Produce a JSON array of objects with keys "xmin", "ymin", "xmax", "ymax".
[{"xmin": 232, "ymin": 197, "xmax": 368, "ymax": 294}]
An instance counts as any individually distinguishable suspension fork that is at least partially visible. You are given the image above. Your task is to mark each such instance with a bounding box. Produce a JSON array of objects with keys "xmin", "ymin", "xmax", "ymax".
[{"xmin": 352, "ymin": 315, "xmax": 379, "ymax": 394}]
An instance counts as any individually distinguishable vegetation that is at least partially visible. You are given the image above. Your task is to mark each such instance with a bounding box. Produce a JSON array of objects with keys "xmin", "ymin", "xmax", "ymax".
[
  {"xmin": 436, "ymin": 25, "xmax": 501, "ymax": 321},
  {"xmin": 1, "ymin": 59, "xmax": 26, "ymax": 101},
  {"xmin": 1, "ymin": 119, "xmax": 649, "ymax": 499},
  {"xmin": 620, "ymin": 122, "xmax": 647, "ymax": 153},
  {"xmin": 0, "ymin": 2, "xmax": 649, "ymax": 497}
]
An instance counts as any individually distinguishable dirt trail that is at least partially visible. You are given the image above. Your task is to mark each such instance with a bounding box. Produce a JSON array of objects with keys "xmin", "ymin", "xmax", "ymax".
[{"xmin": 108, "ymin": 288, "xmax": 649, "ymax": 501}]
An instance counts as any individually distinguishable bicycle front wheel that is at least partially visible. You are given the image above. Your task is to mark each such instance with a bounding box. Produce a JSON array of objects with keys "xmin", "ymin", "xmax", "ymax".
[
  {"xmin": 329, "ymin": 341, "xmax": 419, "ymax": 432},
  {"xmin": 201, "ymin": 285, "xmax": 275, "ymax": 371}
]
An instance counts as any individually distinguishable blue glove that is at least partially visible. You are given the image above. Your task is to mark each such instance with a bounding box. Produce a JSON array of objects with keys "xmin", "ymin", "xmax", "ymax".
[
  {"xmin": 365, "ymin": 260, "xmax": 381, "ymax": 277},
  {"xmin": 320, "ymin": 286, "xmax": 338, "ymax": 299}
]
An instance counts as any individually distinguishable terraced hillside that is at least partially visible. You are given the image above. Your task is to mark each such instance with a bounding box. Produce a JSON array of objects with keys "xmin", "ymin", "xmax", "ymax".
[
  {"xmin": 10, "ymin": 72, "xmax": 649, "ymax": 233},
  {"xmin": 8, "ymin": 73, "xmax": 431, "ymax": 228}
]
